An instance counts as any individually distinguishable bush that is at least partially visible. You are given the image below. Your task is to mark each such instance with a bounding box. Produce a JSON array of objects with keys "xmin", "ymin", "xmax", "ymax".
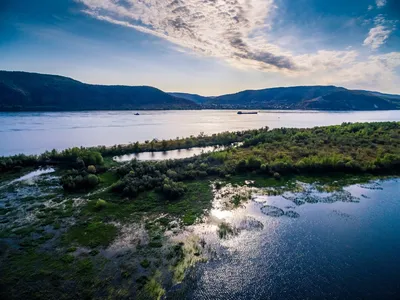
[
  {"xmin": 86, "ymin": 174, "xmax": 99, "ymax": 187},
  {"xmin": 162, "ymin": 179, "xmax": 186, "ymax": 200},
  {"xmin": 236, "ymin": 159, "xmax": 247, "ymax": 172},
  {"xmin": 273, "ymin": 172, "xmax": 281, "ymax": 180},
  {"xmin": 94, "ymin": 199, "xmax": 107, "ymax": 211},
  {"xmin": 215, "ymin": 181, "xmax": 223, "ymax": 190},
  {"xmin": 140, "ymin": 259, "xmax": 150, "ymax": 268},
  {"xmin": 61, "ymin": 170, "xmax": 100, "ymax": 192},
  {"xmin": 247, "ymin": 157, "xmax": 262, "ymax": 170},
  {"xmin": 87, "ymin": 165, "xmax": 96, "ymax": 174}
]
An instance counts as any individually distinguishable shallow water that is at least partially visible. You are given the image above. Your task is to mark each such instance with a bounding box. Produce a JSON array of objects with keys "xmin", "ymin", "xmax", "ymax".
[
  {"xmin": 10, "ymin": 168, "xmax": 55, "ymax": 184},
  {"xmin": 1, "ymin": 110, "xmax": 400, "ymax": 155},
  {"xmin": 168, "ymin": 178, "xmax": 400, "ymax": 300},
  {"xmin": 114, "ymin": 146, "xmax": 224, "ymax": 162}
]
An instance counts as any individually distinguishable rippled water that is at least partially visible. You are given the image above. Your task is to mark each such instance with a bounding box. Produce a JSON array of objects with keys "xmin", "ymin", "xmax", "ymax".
[
  {"xmin": 168, "ymin": 178, "xmax": 400, "ymax": 300},
  {"xmin": 1, "ymin": 110, "xmax": 400, "ymax": 155}
]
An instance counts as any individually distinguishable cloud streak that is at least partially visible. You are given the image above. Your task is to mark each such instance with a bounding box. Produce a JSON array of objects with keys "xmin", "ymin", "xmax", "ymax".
[
  {"xmin": 76, "ymin": 0, "xmax": 298, "ymax": 71},
  {"xmin": 363, "ymin": 25, "xmax": 392, "ymax": 49},
  {"xmin": 363, "ymin": 15, "xmax": 396, "ymax": 50}
]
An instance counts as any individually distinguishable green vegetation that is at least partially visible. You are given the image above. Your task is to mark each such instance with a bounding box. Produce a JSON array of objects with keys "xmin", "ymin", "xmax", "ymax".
[
  {"xmin": 61, "ymin": 170, "xmax": 100, "ymax": 191},
  {"xmin": 218, "ymin": 222, "xmax": 237, "ymax": 239},
  {"xmin": 94, "ymin": 199, "xmax": 108, "ymax": 211},
  {"xmin": 1, "ymin": 121, "xmax": 400, "ymax": 300},
  {"xmin": 109, "ymin": 122, "xmax": 400, "ymax": 209},
  {"xmin": 63, "ymin": 221, "xmax": 118, "ymax": 248},
  {"xmin": 0, "ymin": 70, "xmax": 199, "ymax": 112},
  {"xmin": 0, "ymin": 128, "xmax": 262, "ymax": 174}
]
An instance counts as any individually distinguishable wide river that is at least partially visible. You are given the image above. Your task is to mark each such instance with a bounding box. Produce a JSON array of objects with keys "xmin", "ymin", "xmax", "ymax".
[{"xmin": 1, "ymin": 110, "xmax": 400, "ymax": 156}]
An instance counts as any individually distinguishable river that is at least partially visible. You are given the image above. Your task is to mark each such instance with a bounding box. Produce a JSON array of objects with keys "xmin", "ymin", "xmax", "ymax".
[{"xmin": 1, "ymin": 110, "xmax": 400, "ymax": 156}]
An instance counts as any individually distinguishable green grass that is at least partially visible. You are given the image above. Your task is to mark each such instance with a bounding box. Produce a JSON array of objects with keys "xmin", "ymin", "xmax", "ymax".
[
  {"xmin": 140, "ymin": 259, "xmax": 150, "ymax": 268},
  {"xmin": 98, "ymin": 171, "xmax": 119, "ymax": 187},
  {"xmin": 83, "ymin": 179, "xmax": 213, "ymax": 226},
  {"xmin": 63, "ymin": 221, "xmax": 118, "ymax": 248}
]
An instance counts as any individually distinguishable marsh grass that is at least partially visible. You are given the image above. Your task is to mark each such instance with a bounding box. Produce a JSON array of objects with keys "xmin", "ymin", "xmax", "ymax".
[{"xmin": 63, "ymin": 221, "xmax": 118, "ymax": 248}]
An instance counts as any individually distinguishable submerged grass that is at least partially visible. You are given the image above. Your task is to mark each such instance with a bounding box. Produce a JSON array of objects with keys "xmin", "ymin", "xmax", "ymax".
[
  {"xmin": 83, "ymin": 180, "xmax": 213, "ymax": 225},
  {"xmin": 63, "ymin": 221, "xmax": 118, "ymax": 248}
]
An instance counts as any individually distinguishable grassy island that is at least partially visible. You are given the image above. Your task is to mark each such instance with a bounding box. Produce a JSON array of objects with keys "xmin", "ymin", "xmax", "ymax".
[{"xmin": 0, "ymin": 122, "xmax": 399, "ymax": 299}]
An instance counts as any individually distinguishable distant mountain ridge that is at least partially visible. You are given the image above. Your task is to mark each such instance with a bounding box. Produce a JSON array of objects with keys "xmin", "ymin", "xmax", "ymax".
[
  {"xmin": 169, "ymin": 92, "xmax": 212, "ymax": 104},
  {"xmin": 170, "ymin": 86, "xmax": 400, "ymax": 110},
  {"xmin": 0, "ymin": 71, "xmax": 199, "ymax": 111},
  {"xmin": 1, "ymin": 71, "xmax": 399, "ymax": 111}
]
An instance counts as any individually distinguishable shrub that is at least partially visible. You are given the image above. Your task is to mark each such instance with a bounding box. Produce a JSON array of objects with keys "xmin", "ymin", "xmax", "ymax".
[
  {"xmin": 87, "ymin": 165, "xmax": 96, "ymax": 174},
  {"xmin": 161, "ymin": 179, "xmax": 186, "ymax": 200},
  {"xmin": 140, "ymin": 259, "xmax": 150, "ymax": 268},
  {"xmin": 86, "ymin": 174, "xmax": 99, "ymax": 187},
  {"xmin": 94, "ymin": 199, "xmax": 107, "ymax": 211},
  {"xmin": 273, "ymin": 172, "xmax": 281, "ymax": 180},
  {"xmin": 236, "ymin": 159, "xmax": 247, "ymax": 172},
  {"xmin": 247, "ymin": 157, "xmax": 262, "ymax": 170},
  {"xmin": 61, "ymin": 171, "xmax": 99, "ymax": 192}
]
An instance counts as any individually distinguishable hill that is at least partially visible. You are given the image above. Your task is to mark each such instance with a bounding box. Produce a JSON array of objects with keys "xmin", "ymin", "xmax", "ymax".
[
  {"xmin": 169, "ymin": 92, "xmax": 211, "ymax": 104},
  {"xmin": 173, "ymin": 86, "xmax": 400, "ymax": 110},
  {"xmin": 0, "ymin": 71, "xmax": 200, "ymax": 111},
  {"xmin": 2, "ymin": 71, "xmax": 399, "ymax": 111}
]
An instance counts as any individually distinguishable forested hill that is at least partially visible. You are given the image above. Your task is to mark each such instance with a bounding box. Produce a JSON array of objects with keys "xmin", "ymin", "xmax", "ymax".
[
  {"xmin": 2, "ymin": 71, "xmax": 399, "ymax": 111},
  {"xmin": 0, "ymin": 71, "xmax": 200, "ymax": 111},
  {"xmin": 172, "ymin": 86, "xmax": 400, "ymax": 110}
]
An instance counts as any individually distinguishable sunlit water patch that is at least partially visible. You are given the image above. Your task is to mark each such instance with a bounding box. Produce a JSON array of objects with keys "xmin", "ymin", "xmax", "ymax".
[
  {"xmin": 167, "ymin": 177, "xmax": 400, "ymax": 299},
  {"xmin": 10, "ymin": 168, "xmax": 55, "ymax": 184}
]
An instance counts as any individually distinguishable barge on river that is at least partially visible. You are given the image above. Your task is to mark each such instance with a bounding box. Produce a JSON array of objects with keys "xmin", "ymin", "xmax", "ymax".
[{"xmin": 237, "ymin": 111, "xmax": 258, "ymax": 115}]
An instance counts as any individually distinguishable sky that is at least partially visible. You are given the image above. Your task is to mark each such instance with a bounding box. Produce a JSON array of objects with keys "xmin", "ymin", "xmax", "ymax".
[{"xmin": 1, "ymin": 0, "xmax": 400, "ymax": 95}]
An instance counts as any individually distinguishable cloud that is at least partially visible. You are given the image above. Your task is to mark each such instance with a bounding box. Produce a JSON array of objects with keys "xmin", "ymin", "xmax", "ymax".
[
  {"xmin": 363, "ymin": 15, "xmax": 396, "ymax": 50},
  {"xmin": 363, "ymin": 25, "xmax": 392, "ymax": 49},
  {"xmin": 76, "ymin": 0, "xmax": 298, "ymax": 71},
  {"xmin": 316, "ymin": 52, "xmax": 400, "ymax": 92},
  {"xmin": 376, "ymin": 0, "xmax": 387, "ymax": 8},
  {"xmin": 368, "ymin": 5, "xmax": 374, "ymax": 11},
  {"xmin": 75, "ymin": 0, "xmax": 400, "ymax": 93}
]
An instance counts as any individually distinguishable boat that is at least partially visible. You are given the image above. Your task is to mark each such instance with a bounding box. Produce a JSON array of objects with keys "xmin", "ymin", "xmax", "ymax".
[
  {"xmin": 237, "ymin": 111, "xmax": 258, "ymax": 115},
  {"xmin": 134, "ymin": 113, "xmax": 140, "ymax": 115}
]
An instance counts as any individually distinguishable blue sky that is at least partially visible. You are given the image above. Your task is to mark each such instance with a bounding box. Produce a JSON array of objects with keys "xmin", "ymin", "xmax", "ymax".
[{"xmin": 1, "ymin": 0, "xmax": 399, "ymax": 95}]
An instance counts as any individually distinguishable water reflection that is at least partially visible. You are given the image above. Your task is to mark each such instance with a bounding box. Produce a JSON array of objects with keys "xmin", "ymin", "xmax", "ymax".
[
  {"xmin": 167, "ymin": 178, "xmax": 400, "ymax": 300},
  {"xmin": 11, "ymin": 168, "xmax": 55, "ymax": 184},
  {"xmin": 114, "ymin": 146, "xmax": 225, "ymax": 162}
]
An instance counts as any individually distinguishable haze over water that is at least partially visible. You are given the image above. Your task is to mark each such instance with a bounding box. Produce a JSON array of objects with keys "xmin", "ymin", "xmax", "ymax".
[{"xmin": 1, "ymin": 110, "xmax": 400, "ymax": 156}]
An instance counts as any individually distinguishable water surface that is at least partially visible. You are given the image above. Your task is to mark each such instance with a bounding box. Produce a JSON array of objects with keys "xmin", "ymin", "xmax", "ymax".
[
  {"xmin": 1, "ymin": 110, "xmax": 400, "ymax": 156},
  {"xmin": 114, "ymin": 146, "xmax": 223, "ymax": 162},
  {"xmin": 169, "ymin": 178, "xmax": 400, "ymax": 300}
]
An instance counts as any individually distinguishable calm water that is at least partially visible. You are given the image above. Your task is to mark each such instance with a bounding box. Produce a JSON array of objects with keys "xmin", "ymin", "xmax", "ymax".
[
  {"xmin": 1, "ymin": 110, "xmax": 400, "ymax": 156},
  {"xmin": 114, "ymin": 146, "xmax": 224, "ymax": 162},
  {"xmin": 169, "ymin": 178, "xmax": 400, "ymax": 300}
]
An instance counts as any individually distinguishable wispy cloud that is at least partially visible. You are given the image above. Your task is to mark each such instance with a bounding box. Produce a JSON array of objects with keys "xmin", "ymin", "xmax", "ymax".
[
  {"xmin": 363, "ymin": 15, "xmax": 396, "ymax": 50},
  {"xmin": 376, "ymin": 0, "xmax": 387, "ymax": 8},
  {"xmin": 363, "ymin": 25, "xmax": 392, "ymax": 49},
  {"xmin": 76, "ymin": 0, "xmax": 299, "ymax": 71}
]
